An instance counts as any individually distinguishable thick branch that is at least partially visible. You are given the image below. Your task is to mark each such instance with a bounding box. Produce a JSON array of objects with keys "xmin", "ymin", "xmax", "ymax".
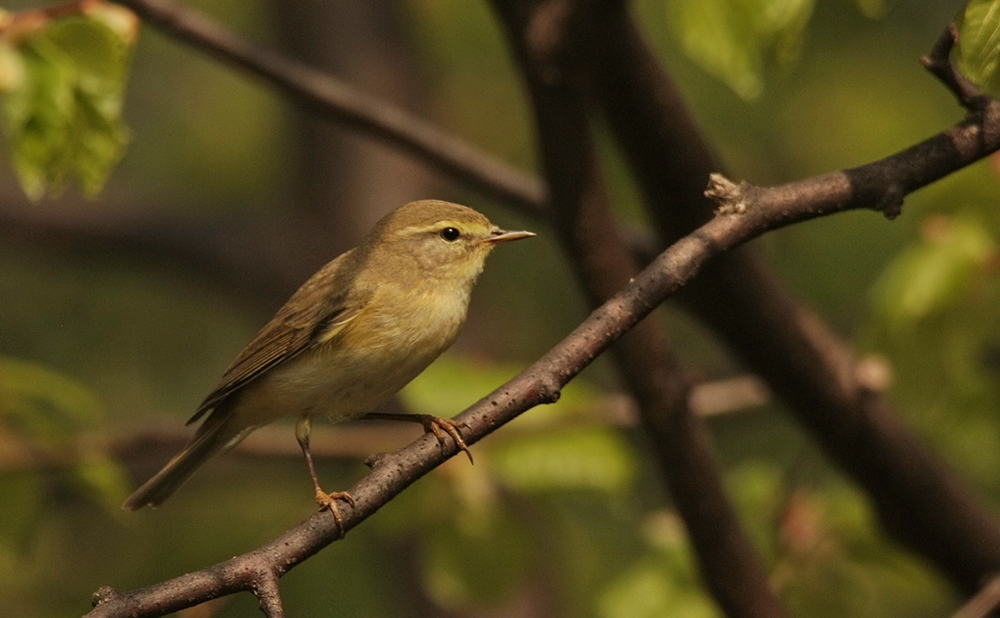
[
  {"xmin": 588, "ymin": 6, "xmax": 1000, "ymax": 592},
  {"xmin": 116, "ymin": 0, "xmax": 547, "ymax": 215},
  {"xmin": 488, "ymin": 1, "xmax": 787, "ymax": 617}
]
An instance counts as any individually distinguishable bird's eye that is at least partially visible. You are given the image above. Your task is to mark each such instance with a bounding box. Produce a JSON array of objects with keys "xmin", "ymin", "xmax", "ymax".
[{"xmin": 440, "ymin": 227, "xmax": 461, "ymax": 242}]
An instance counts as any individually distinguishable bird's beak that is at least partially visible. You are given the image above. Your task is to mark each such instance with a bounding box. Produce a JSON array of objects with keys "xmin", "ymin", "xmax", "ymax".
[{"xmin": 485, "ymin": 229, "xmax": 535, "ymax": 244}]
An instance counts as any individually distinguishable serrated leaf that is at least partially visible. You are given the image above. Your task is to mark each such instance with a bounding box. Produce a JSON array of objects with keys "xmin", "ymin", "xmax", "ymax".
[
  {"xmin": 667, "ymin": 0, "xmax": 813, "ymax": 99},
  {"xmin": 490, "ymin": 428, "xmax": 636, "ymax": 493},
  {"xmin": 956, "ymin": 0, "xmax": 1000, "ymax": 98},
  {"xmin": 0, "ymin": 12, "xmax": 134, "ymax": 199},
  {"xmin": 871, "ymin": 216, "xmax": 995, "ymax": 330}
]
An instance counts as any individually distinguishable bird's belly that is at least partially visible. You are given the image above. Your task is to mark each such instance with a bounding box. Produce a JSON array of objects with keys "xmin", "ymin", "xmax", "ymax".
[{"xmin": 232, "ymin": 338, "xmax": 446, "ymax": 427}]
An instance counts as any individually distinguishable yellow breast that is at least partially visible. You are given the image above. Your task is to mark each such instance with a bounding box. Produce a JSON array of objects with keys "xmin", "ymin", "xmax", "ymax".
[{"xmin": 232, "ymin": 283, "xmax": 472, "ymax": 427}]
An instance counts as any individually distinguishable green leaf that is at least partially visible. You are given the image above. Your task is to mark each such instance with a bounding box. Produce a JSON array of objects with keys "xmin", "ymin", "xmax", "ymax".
[
  {"xmin": 956, "ymin": 0, "xmax": 1000, "ymax": 98},
  {"xmin": 667, "ymin": 0, "xmax": 813, "ymax": 99},
  {"xmin": 490, "ymin": 428, "xmax": 636, "ymax": 493},
  {"xmin": 69, "ymin": 453, "xmax": 130, "ymax": 514},
  {"xmin": 0, "ymin": 12, "xmax": 135, "ymax": 199},
  {"xmin": 870, "ymin": 215, "xmax": 995, "ymax": 331},
  {"xmin": 0, "ymin": 355, "xmax": 104, "ymax": 436},
  {"xmin": 420, "ymin": 505, "xmax": 534, "ymax": 610},
  {"xmin": 0, "ymin": 356, "xmax": 128, "ymax": 516},
  {"xmin": 598, "ymin": 558, "xmax": 721, "ymax": 618}
]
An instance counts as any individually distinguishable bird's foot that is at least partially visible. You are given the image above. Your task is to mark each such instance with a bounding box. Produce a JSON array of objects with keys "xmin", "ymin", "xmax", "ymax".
[
  {"xmin": 315, "ymin": 489, "xmax": 356, "ymax": 538},
  {"xmin": 419, "ymin": 415, "xmax": 473, "ymax": 464},
  {"xmin": 361, "ymin": 411, "xmax": 474, "ymax": 463}
]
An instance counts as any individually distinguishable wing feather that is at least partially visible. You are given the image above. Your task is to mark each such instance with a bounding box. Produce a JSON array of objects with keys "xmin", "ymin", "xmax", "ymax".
[{"xmin": 187, "ymin": 249, "xmax": 369, "ymax": 424}]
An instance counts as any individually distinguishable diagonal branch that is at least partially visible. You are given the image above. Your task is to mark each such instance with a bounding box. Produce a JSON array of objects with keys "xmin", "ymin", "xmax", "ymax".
[
  {"xmin": 587, "ymin": 5, "xmax": 1000, "ymax": 593},
  {"xmin": 83, "ymin": 41, "xmax": 999, "ymax": 609},
  {"xmin": 115, "ymin": 0, "xmax": 548, "ymax": 216}
]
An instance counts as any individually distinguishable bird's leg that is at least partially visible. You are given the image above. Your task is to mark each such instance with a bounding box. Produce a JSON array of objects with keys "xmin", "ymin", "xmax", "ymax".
[
  {"xmin": 362, "ymin": 412, "xmax": 473, "ymax": 464},
  {"xmin": 296, "ymin": 414, "xmax": 355, "ymax": 535}
]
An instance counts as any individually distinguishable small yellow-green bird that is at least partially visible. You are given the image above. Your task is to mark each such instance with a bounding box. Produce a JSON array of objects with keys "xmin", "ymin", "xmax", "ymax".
[{"xmin": 123, "ymin": 200, "xmax": 533, "ymax": 525}]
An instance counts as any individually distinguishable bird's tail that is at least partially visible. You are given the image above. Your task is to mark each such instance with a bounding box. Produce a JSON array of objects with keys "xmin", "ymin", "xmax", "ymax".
[{"xmin": 123, "ymin": 410, "xmax": 252, "ymax": 510}]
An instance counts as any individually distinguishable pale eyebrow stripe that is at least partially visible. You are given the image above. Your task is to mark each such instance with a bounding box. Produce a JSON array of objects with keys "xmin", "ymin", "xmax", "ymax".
[{"xmin": 392, "ymin": 221, "xmax": 455, "ymax": 237}]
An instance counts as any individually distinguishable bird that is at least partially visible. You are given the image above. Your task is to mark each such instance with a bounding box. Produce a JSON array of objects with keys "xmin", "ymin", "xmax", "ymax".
[{"xmin": 123, "ymin": 200, "xmax": 534, "ymax": 529}]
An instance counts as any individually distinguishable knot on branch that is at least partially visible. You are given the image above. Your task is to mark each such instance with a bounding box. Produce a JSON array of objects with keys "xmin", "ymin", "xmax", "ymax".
[
  {"xmin": 91, "ymin": 586, "xmax": 121, "ymax": 608},
  {"xmin": 534, "ymin": 376, "xmax": 563, "ymax": 405},
  {"xmin": 705, "ymin": 173, "xmax": 752, "ymax": 215},
  {"xmin": 878, "ymin": 184, "xmax": 905, "ymax": 220}
]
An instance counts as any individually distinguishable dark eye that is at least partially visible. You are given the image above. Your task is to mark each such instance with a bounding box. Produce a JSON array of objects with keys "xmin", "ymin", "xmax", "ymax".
[{"xmin": 440, "ymin": 227, "xmax": 461, "ymax": 241}]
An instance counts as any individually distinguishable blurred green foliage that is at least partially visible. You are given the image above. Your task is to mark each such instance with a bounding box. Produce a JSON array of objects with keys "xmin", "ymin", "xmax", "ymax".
[
  {"xmin": 666, "ymin": 0, "xmax": 813, "ymax": 99},
  {"xmin": 0, "ymin": 0, "xmax": 998, "ymax": 617},
  {"xmin": 0, "ymin": 4, "xmax": 136, "ymax": 199},
  {"xmin": 0, "ymin": 355, "xmax": 128, "ymax": 576}
]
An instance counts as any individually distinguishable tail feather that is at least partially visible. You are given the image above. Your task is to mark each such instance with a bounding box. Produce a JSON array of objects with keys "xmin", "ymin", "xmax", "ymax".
[{"xmin": 123, "ymin": 411, "xmax": 251, "ymax": 510}]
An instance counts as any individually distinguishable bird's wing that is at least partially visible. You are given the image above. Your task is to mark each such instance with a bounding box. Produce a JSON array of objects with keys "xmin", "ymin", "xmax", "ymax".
[{"xmin": 187, "ymin": 252, "xmax": 368, "ymax": 425}]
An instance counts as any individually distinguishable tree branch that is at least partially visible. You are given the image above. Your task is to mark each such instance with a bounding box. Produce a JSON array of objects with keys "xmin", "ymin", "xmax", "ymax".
[
  {"xmin": 587, "ymin": 3, "xmax": 1000, "ymax": 593},
  {"xmin": 251, "ymin": 568, "xmax": 284, "ymax": 618},
  {"xmin": 488, "ymin": 1, "xmax": 788, "ymax": 616},
  {"xmin": 115, "ymin": 0, "xmax": 547, "ymax": 216},
  {"xmin": 86, "ymin": 63, "xmax": 1000, "ymax": 609},
  {"xmin": 922, "ymin": 23, "xmax": 988, "ymax": 112}
]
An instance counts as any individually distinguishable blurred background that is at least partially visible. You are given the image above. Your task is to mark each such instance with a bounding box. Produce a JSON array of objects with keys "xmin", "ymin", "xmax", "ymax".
[{"xmin": 1, "ymin": 0, "xmax": 997, "ymax": 616}]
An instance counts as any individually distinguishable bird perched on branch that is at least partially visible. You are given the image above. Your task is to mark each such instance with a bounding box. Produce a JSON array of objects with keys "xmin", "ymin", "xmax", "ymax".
[{"xmin": 123, "ymin": 200, "xmax": 534, "ymax": 529}]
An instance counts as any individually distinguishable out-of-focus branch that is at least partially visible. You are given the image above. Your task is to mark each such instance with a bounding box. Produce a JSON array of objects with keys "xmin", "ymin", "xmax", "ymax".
[
  {"xmin": 487, "ymin": 1, "xmax": 788, "ymax": 617},
  {"xmin": 4, "ymin": 377, "xmax": 769, "ymax": 475},
  {"xmin": 950, "ymin": 574, "xmax": 1000, "ymax": 618},
  {"xmin": 0, "ymin": 201, "xmax": 298, "ymax": 303},
  {"xmin": 588, "ymin": 7, "xmax": 1000, "ymax": 593},
  {"xmin": 115, "ymin": 0, "xmax": 547, "ymax": 216}
]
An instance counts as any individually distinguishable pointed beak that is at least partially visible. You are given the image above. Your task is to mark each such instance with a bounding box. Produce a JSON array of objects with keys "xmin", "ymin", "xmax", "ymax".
[{"xmin": 485, "ymin": 229, "xmax": 535, "ymax": 244}]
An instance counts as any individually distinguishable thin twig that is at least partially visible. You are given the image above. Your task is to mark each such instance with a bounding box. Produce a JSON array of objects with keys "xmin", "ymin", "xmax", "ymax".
[{"xmin": 921, "ymin": 23, "xmax": 989, "ymax": 111}]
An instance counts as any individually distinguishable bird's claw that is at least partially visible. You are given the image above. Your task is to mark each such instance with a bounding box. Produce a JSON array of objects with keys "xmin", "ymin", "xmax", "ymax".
[
  {"xmin": 422, "ymin": 416, "xmax": 473, "ymax": 464},
  {"xmin": 315, "ymin": 489, "xmax": 355, "ymax": 538}
]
